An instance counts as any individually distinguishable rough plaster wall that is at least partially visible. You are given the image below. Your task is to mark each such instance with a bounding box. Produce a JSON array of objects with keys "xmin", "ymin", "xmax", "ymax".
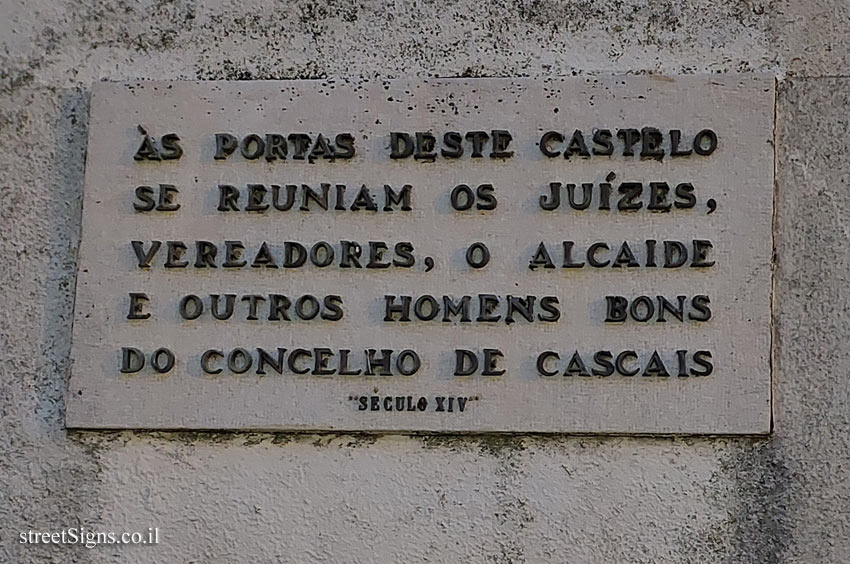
[{"xmin": 1, "ymin": 1, "xmax": 849, "ymax": 562}]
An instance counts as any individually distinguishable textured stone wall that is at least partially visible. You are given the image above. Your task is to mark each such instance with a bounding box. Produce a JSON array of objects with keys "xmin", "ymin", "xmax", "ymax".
[{"xmin": 1, "ymin": 2, "xmax": 848, "ymax": 562}]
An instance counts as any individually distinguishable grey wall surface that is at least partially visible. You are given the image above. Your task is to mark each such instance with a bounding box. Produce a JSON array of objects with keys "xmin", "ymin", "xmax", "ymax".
[{"xmin": 1, "ymin": 1, "xmax": 848, "ymax": 562}]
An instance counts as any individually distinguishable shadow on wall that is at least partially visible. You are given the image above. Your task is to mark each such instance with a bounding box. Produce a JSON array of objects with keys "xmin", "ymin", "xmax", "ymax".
[{"xmin": 39, "ymin": 89, "xmax": 89, "ymax": 435}]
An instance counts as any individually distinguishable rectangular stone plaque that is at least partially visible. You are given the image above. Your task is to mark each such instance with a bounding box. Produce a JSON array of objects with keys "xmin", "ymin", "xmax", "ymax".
[{"xmin": 66, "ymin": 76, "xmax": 774, "ymax": 434}]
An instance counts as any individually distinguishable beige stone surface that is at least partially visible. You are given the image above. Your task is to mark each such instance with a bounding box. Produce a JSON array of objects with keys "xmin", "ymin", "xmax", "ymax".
[
  {"xmin": 2, "ymin": 1, "xmax": 850, "ymax": 562},
  {"xmin": 67, "ymin": 76, "xmax": 773, "ymax": 433}
]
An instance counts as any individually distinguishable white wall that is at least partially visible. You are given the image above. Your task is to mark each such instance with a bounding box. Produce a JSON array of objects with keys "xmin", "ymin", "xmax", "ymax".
[{"xmin": 1, "ymin": 1, "xmax": 849, "ymax": 562}]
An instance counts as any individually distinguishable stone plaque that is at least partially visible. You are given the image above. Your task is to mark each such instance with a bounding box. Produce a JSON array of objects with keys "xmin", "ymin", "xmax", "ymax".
[{"xmin": 66, "ymin": 76, "xmax": 774, "ymax": 433}]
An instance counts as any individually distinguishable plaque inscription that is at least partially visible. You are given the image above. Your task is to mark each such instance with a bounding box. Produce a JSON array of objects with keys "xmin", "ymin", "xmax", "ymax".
[{"xmin": 66, "ymin": 76, "xmax": 774, "ymax": 433}]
